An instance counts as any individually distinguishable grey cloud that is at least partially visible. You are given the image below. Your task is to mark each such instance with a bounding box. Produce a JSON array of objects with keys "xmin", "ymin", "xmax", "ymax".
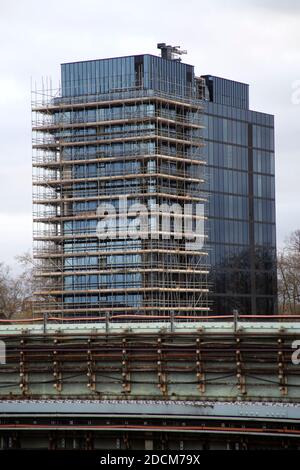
[
  {"xmin": 250, "ymin": 0, "xmax": 300, "ymax": 12},
  {"xmin": 0, "ymin": 0, "xmax": 299, "ymax": 265},
  {"xmin": 225, "ymin": 0, "xmax": 300, "ymax": 13}
]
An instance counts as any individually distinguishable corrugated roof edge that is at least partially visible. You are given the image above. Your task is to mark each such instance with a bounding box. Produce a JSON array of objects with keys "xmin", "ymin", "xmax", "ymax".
[
  {"xmin": 201, "ymin": 74, "xmax": 249, "ymax": 87},
  {"xmin": 61, "ymin": 53, "xmax": 194, "ymax": 68}
]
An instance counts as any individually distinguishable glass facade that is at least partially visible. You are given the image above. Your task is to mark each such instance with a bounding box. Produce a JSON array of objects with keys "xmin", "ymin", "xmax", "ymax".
[
  {"xmin": 32, "ymin": 54, "xmax": 277, "ymax": 318},
  {"xmin": 202, "ymin": 75, "xmax": 277, "ymax": 315},
  {"xmin": 61, "ymin": 55, "xmax": 194, "ymax": 98},
  {"xmin": 32, "ymin": 54, "xmax": 209, "ymax": 318}
]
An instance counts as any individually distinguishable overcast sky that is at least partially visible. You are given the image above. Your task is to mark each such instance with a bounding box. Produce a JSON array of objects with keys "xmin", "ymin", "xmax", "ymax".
[{"xmin": 0, "ymin": 0, "xmax": 299, "ymax": 269}]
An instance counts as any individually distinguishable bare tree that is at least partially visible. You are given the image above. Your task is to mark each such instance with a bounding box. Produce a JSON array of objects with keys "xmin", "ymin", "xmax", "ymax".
[
  {"xmin": 278, "ymin": 230, "xmax": 300, "ymax": 314},
  {"xmin": 0, "ymin": 252, "xmax": 36, "ymax": 319}
]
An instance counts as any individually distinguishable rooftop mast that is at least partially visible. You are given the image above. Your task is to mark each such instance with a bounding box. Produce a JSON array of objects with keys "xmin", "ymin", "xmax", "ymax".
[{"xmin": 157, "ymin": 43, "xmax": 187, "ymax": 61}]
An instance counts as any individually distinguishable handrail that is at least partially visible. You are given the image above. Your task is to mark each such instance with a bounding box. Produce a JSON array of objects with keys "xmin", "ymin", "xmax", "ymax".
[{"xmin": 1, "ymin": 314, "xmax": 300, "ymax": 324}]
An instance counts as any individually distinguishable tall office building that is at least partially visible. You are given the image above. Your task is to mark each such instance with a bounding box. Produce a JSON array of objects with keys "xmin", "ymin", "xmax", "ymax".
[
  {"xmin": 202, "ymin": 76, "xmax": 277, "ymax": 315},
  {"xmin": 32, "ymin": 46, "xmax": 209, "ymax": 318},
  {"xmin": 32, "ymin": 44, "xmax": 277, "ymax": 317}
]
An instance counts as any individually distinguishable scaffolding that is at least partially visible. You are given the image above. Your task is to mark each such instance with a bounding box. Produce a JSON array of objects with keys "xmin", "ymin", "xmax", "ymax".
[{"xmin": 32, "ymin": 75, "xmax": 210, "ymax": 318}]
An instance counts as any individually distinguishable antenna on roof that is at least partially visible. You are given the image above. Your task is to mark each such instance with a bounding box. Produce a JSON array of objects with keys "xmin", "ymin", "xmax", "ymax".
[{"xmin": 157, "ymin": 43, "xmax": 187, "ymax": 62}]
